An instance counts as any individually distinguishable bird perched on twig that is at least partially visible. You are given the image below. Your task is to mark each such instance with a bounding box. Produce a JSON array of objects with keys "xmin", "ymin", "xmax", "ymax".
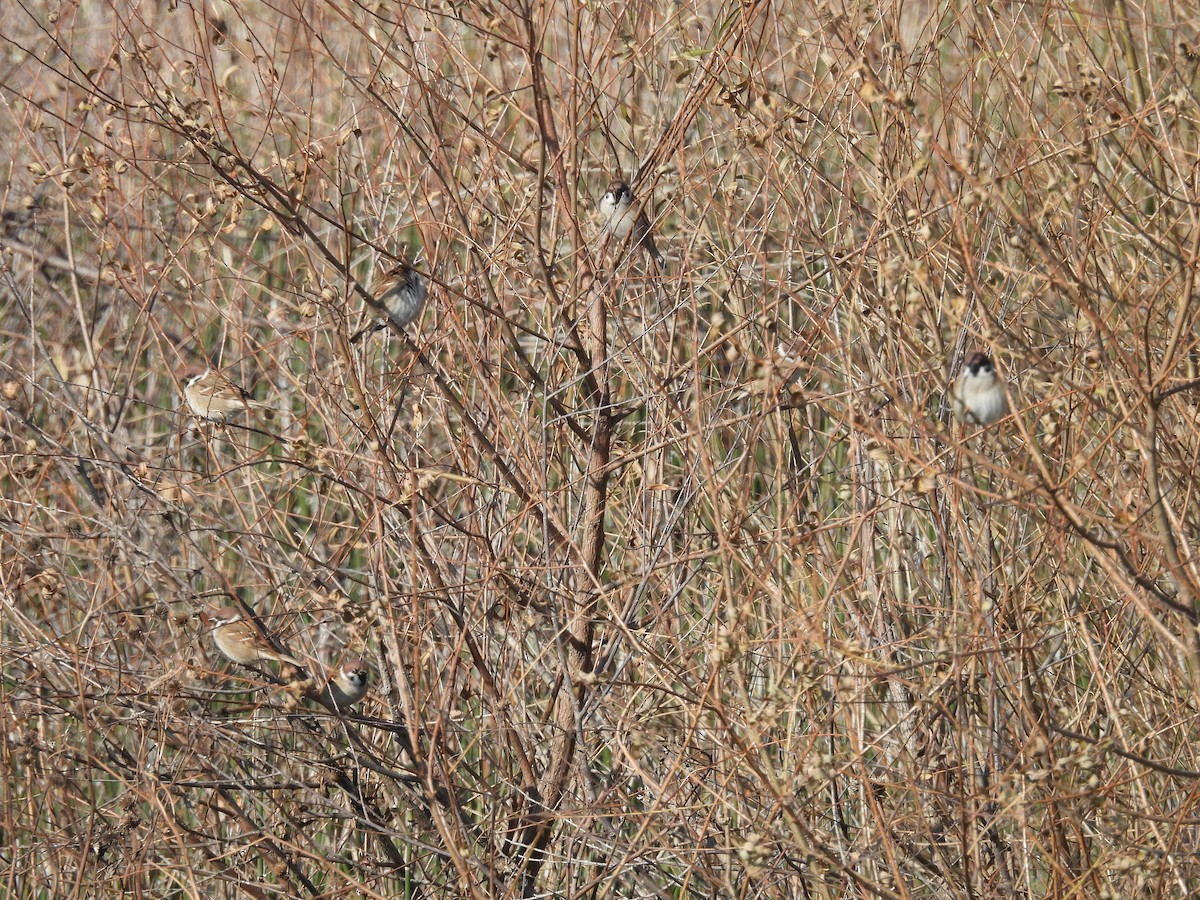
[
  {"xmin": 350, "ymin": 260, "xmax": 427, "ymax": 342},
  {"xmin": 952, "ymin": 351, "xmax": 1008, "ymax": 425},
  {"xmin": 183, "ymin": 366, "xmax": 273, "ymax": 423},
  {"xmin": 203, "ymin": 605, "xmax": 303, "ymax": 668},
  {"xmin": 598, "ymin": 179, "xmax": 664, "ymax": 266},
  {"xmin": 320, "ymin": 657, "xmax": 370, "ymax": 711}
]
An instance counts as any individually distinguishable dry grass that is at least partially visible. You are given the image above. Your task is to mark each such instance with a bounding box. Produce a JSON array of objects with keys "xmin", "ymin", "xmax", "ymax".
[{"xmin": 3, "ymin": 0, "xmax": 1200, "ymax": 896}]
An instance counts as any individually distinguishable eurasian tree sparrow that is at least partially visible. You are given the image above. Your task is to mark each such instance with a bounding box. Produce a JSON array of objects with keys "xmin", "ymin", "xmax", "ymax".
[
  {"xmin": 183, "ymin": 367, "xmax": 272, "ymax": 422},
  {"xmin": 321, "ymin": 657, "xmax": 370, "ymax": 710},
  {"xmin": 204, "ymin": 605, "xmax": 303, "ymax": 668},
  {"xmin": 952, "ymin": 351, "xmax": 1008, "ymax": 425},
  {"xmin": 350, "ymin": 260, "xmax": 427, "ymax": 342},
  {"xmin": 598, "ymin": 179, "xmax": 664, "ymax": 265}
]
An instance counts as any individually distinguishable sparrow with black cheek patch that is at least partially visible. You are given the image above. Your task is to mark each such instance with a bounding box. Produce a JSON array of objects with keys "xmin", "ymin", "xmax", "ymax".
[
  {"xmin": 183, "ymin": 367, "xmax": 273, "ymax": 422},
  {"xmin": 350, "ymin": 260, "xmax": 427, "ymax": 343},
  {"xmin": 203, "ymin": 605, "xmax": 304, "ymax": 668},
  {"xmin": 320, "ymin": 657, "xmax": 370, "ymax": 710},
  {"xmin": 952, "ymin": 351, "xmax": 1008, "ymax": 425},
  {"xmin": 598, "ymin": 179, "xmax": 664, "ymax": 265}
]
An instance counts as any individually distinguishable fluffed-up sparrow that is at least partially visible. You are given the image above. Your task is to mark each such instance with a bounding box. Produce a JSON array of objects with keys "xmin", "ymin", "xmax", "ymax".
[
  {"xmin": 952, "ymin": 351, "xmax": 1008, "ymax": 425},
  {"xmin": 204, "ymin": 605, "xmax": 303, "ymax": 668},
  {"xmin": 598, "ymin": 179, "xmax": 664, "ymax": 265},
  {"xmin": 321, "ymin": 657, "xmax": 370, "ymax": 710},
  {"xmin": 350, "ymin": 260, "xmax": 427, "ymax": 343},
  {"xmin": 183, "ymin": 367, "xmax": 272, "ymax": 422}
]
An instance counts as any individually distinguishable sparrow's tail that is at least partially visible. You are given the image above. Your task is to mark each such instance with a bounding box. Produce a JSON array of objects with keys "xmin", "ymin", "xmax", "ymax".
[
  {"xmin": 269, "ymin": 647, "xmax": 307, "ymax": 670},
  {"xmin": 246, "ymin": 399, "xmax": 277, "ymax": 420},
  {"xmin": 349, "ymin": 319, "xmax": 386, "ymax": 344},
  {"xmin": 643, "ymin": 234, "xmax": 665, "ymax": 266}
]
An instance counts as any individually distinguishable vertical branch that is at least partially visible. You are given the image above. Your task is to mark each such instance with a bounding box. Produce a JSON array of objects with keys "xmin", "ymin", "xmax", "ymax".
[{"xmin": 516, "ymin": 0, "xmax": 610, "ymax": 891}]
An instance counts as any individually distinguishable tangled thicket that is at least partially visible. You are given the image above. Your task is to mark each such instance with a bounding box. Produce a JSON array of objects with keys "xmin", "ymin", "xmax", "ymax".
[{"xmin": 4, "ymin": 1, "xmax": 1200, "ymax": 897}]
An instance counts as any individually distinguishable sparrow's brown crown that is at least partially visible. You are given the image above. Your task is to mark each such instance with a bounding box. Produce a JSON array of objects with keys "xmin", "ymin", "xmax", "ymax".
[
  {"xmin": 963, "ymin": 351, "xmax": 994, "ymax": 375},
  {"xmin": 604, "ymin": 179, "xmax": 632, "ymax": 198}
]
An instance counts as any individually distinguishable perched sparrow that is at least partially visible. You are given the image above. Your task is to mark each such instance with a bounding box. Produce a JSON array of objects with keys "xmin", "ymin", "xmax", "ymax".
[
  {"xmin": 350, "ymin": 261, "xmax": 427, "ymax": 342},
  {"xmin": 204, "ymin": 605, "xmax": 303, "ymax": 668},
  {"xmin": 952, "ymin": 351, "xmax": 1008, "ymax": 425},
  {"xmin": 321, "ymin": 657, "xmax": 370, "ymax": 710},
  {"xmin": 598, "ymin": 179, "xmax": 664, "ymax": 265},
  {"xmin": 183, "ymin": 367, "xmax": 272, "ymax": 422}
]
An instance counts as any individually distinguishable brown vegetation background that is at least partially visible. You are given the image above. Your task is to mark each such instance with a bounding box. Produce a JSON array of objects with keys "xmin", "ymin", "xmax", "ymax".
[{"xmin": 3, "ymin": 0, "xmax": 1200, "ymax": 896}]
